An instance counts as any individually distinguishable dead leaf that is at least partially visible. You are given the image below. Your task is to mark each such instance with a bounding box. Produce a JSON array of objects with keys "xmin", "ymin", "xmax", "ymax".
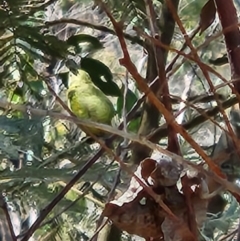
[
  {"xmin": 181, "ymin": 174, "xmax": 209, "ymax": 227},
  {"xmin": 103, "ymin": 157, "xmax": 209, "ymax": 240},
  {"xmin": 104, "ymin": 198, "xmax": 164, "ymax": 239},
  {"xmin": 103, "ymin": 161, "xmax": 165, "ymax": 239},
  {"xmin": 141, "ymin": 158, "xmax": 183, "ymax": 189},
  {"xmin": 162, "ymin": 218, "xmax": 196, "ymax": 241},
  {"xmin": 103, "ymin": 158, "xmax": 182, "ymax": 239},
  {"xmin": 199, "ymin": 0, "xmax": 216, "ymax": 35}
]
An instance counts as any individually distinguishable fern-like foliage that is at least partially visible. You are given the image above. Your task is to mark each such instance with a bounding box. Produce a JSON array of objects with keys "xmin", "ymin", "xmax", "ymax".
[
  {"xmin": 0, "ymin": 1, "xmax": 123, "ymax": 240},
  {"xmin": 0, "ymin": 0, "xmax": 72, "ymax": 103},
  {"xmin": 0, "ymin": 1, "xmax": 140, "ymax": 240}
]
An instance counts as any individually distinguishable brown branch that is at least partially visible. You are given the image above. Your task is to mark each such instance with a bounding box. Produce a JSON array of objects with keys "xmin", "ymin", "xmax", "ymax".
[
  {"xmin": 17, "ymin": 180, "xmax": 104, "ymax": 240},
  {"xmin": 97, "ymin": 0, "xmax": 225, "ymax": 176},
  {"xmin": 158, "ymin": 0, "xmax": 180, "ymax": 154},
  {"xmin": 131, "ymin": 0, "xmax": 181, "ymax": 165},
  {"xmin": 133, "ymin": 27, "xmax": 240, "ymax": 112},
  {"xmin": 145, "ymin": 0, "xmax": 180, "ymax": 154},
  {"xmin": 219, "ymin": 228, "xmax": 237, "ymax": 241},
  {"xmin": 166, "ymin": 25, "xmax": 200, "ymax": 73},
  {"xmin": 137, "ymin": 20, "xmax": 240, "ymax": 99},
  {"xmin": 152, "ymin": 95, "xmax": 238, "ymax": 140},
  {"xmin": 44, "ymin": 18, "xmax": 144, "ymax": 46},
  {"xmin": 0, "ymin": 95, "xmax": 237, "ymax": 145},
  {"xmin": 94, "ymin": 167, "xmax": 122, "ymax": 241},
  {"xmin": 89, "ymin": 218, "xmax": 109, "ymax": 241},
  {"xmin": 130, "ymin": 43, "xmax": 162, "ymax": 165},
  {"xmin": 94, "ymin": 221, "xmax": 121, "ymax": 241},
  {"xmin": 17, "ymin": 99, "xmax": 179, "ymax": 240},
  {"xmin": 181, "ymin": 176, "xmax": 198, "ymax": 240},
  {"xmin": 21, "ymin": 148, "xmax": 105, "ymax": 241},
  {"xmin": 165, "ymin": 0, "xmax": 239, "ymax": 164},
  {"xmin": 0, "ymin": 100, "xmax": 240, "ymax": 196},
  {"xmin": 214, "ymin": 0, "xmax": 240, "ymax": 94},
  {"xmin": 134, "ymin": 27, "xmax": 232, "ymax": 92}
]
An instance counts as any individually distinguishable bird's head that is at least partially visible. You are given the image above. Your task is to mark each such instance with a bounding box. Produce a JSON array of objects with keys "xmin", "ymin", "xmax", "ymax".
[{"xmin": 68, "ymin": 70, "xmax": 92, "ymax": 89}]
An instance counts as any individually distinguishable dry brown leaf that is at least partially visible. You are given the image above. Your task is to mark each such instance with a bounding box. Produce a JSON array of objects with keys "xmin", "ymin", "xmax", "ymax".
[
  {"xmin": 199, "ymin": 0, "xmax": 216, "ymax": 35},
  {"xmin": 103, "ymin": 157, "xmax": 209, "ymax": 240},
  {"xmin": 141, "ymin": 158, "xmax": 183, "ymax": 188},
  {"xmin": 162, "ymin": 218, "xmax": 196, "ymax": 241},
  {"xmin": 103, "ymin": 163, "xmax": 164, "ymax": 239},
  {"xmin": 181, "ymin": 173, "xmax": 209, "ymax": 227}
]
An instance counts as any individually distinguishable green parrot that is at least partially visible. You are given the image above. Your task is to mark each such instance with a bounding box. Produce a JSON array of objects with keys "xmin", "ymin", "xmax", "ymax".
[{"xmin": 67, "ymin": 69, "xmax": 115, "ymax": 138}]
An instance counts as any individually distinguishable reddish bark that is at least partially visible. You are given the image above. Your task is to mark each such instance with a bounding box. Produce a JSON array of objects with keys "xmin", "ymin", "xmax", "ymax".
[{"xmin": 214, "ymin": 0, "xmax": 240, "ymax": 94}]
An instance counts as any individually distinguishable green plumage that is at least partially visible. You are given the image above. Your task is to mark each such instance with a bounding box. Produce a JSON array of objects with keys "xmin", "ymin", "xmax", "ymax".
[{"xmin": 67, "ymin": 70, "xmax": 115, "ymax": 136}]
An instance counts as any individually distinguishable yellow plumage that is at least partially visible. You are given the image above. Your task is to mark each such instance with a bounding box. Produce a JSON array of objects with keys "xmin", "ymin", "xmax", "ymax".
[{"xmin": 67, "ymin": 70, "xmax": 115, "ymax": 137}]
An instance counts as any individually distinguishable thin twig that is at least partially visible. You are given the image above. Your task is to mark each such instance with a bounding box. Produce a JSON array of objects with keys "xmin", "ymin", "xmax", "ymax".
[
  {"xmin": 89, "ymin": 218, "xmax": 109, "ymax": 241},
  {"xmin": 0, "ymin": 100, "xmax": 240, "ymax": 208},
  {"xmin": 0, "ymin": 193, "xmax": 17, "ymax": 241},
  {"xmin": 219, "ymin": 228, "xmax": 237, "ymax": 241},
  {"xmin": 237, "ymin": 215, "xmax": 240, "ymax": 241},
  {"xmin": 96, "ymin": 0, "xmax": 226, "ymax": 176},
  {"xmin": 20, "ymin": 163, "xmax": 113, "ymax": 239},
  {"xmin": 165, "ymin": 0, "xmax": 240, "ymax": 164},
  {"xmin": 0, "ymin": 96, "xmax": 237, "ymax": 146},
  {"xmin": 19, "ymin": 84, "xmax": 176, "ymax": 239},
  {"xmin": 166, "ymin": 26, "xmax": 200, "ymax": 73},
  {"xmin": 44, "ymin": 18, "xmax": 144, "ymax": 46}
]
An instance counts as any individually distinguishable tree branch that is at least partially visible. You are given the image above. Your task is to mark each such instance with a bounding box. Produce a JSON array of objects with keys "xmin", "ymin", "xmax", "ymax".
[
  {"xmin": 214, "ymin": 0, "xmax": 240, "ymax": 94},
  {"xmin": 44, "ymin": 18, "xmax": 144, "ymax": 46},
  {"xmin": 130, "ymin": 0, "xmax": 180, "ymax": 165},
  {"xmin": 0, "ymin": 100, "xmax": 240, "ymax": 196},
  {"xmin": 97, "ymin": 0, "xmax": 226, "ymax": 176}
]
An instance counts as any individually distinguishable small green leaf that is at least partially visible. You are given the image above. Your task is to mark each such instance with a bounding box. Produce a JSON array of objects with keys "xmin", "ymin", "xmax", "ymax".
[
  {"xmin": 12, "ymin": 87, "xmax": 24, "ymax": 103},
  {"xmin": 28, "ymin": 80, "xmax": 45, "ymax": 95},
  {"xmin": 117, "ymin": 88, "xmax": 138, "ymax": 117},
  {"xmin": 127, "ymin": 118, "xmax": 141, "ymax": 133},
  {"xmin": 80, "ymin": 57, "xmax": 121, "ymax": 97},
  {"xmin": 16, "ymin": 26, "xmax": 70, "ymax": 59}
]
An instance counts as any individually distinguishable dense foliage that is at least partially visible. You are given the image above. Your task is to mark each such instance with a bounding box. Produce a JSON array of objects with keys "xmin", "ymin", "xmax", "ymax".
[{"xmin": 0, "ymin": 0, "xmax": 240, "ymax": 240}]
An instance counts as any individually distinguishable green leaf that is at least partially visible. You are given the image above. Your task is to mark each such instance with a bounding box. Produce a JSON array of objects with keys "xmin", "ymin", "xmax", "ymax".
[
  {"xmin": 117, "ymin": 88, "xmax": 138, "ymax": 117},
  {"xmin": 127, "ymin": 118, "xmax": 141, "ymax": 133},
  {"xmin": 27, "ymin": 80, "xmax": 45, "ymax": 96},
  {"xmin": 80, "ymin": 57, "xmax": 121, "ymax": 97},
  {"xmin": 16, "ymin": 26, "xmax": 70, "ymax": 59},
  {"xmin": 18, "ymin": 53, "xmax": 38, "ymax": 76}
]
